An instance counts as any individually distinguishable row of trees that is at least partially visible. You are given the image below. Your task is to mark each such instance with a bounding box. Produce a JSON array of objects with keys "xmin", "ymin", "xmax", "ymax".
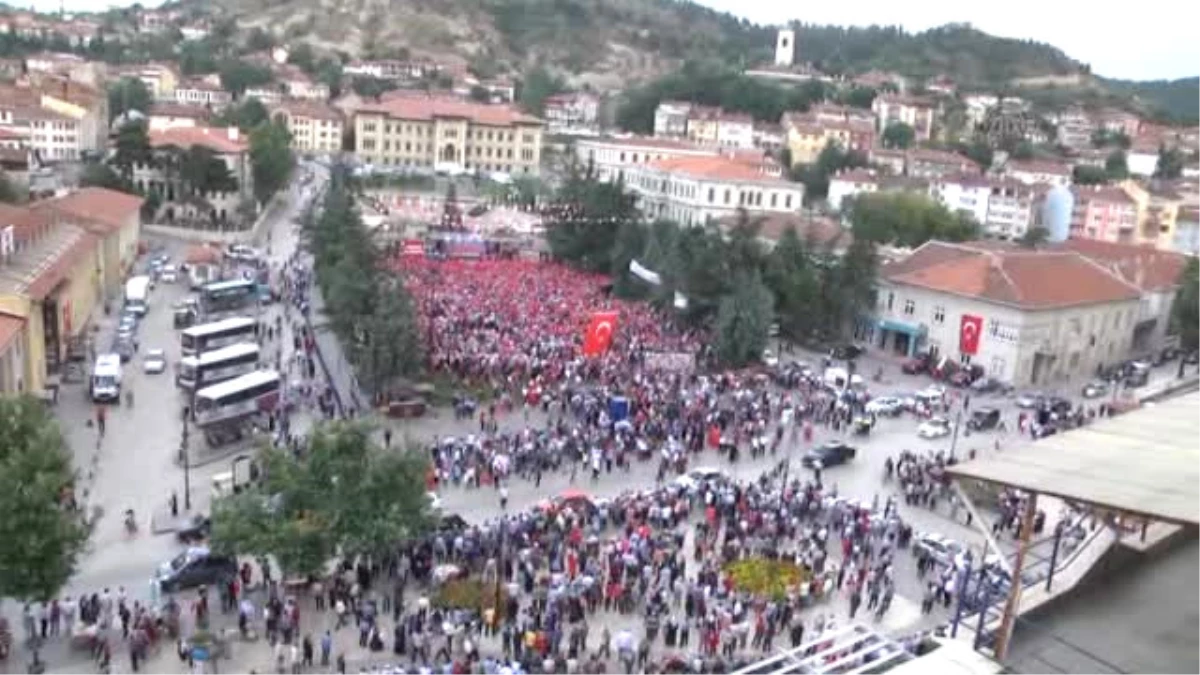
[
  {"xmin": 547, "ymin": 166, "xmax": 878, "ymax": 367},
  {"xmin": 304, "ymin": 167, "xmax": 423, "ymax": 396},
  {"xmin": 210, "ymin": 423, "xmax": 431, "ymax": 579}
]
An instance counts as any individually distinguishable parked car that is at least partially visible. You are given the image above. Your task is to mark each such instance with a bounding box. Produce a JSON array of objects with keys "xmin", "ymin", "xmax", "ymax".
[
  {"xmin": 917, "ymin": 417, "xmax": 954, "ymax": 439},
  {"xmin": 1041, "ymin": 396, "xmax": 1072, "ymax": 416},
  {"xmin": 113, "ymin": 337, "xmax": 136, "ymax": 362},
  {"xmin": 159, "ymin": 264, "xmax": 179, "ymax": 283},
  {"xmin": 1015, "ymin": 391, "xmax": 1045, "ymax": 409},
  {"xmin": 142, "ymin": 348, "xmax": 166, "ymax": 374},
  {"xmin": 828, "ymin": 344, "xmax": 864, "ymax": 361},
  {"xmin": 966, "ymin": 407, "xmax": 1001, "ymax": 431},
  {"xmin": 864, "ymin": 396, "xmax": 905, "ymax": 416},
  {"xmin": 949, "ymin": 364, "xmax": 984, "ymax": 387},
  {"xmin": 801, "ymin": 442, "xmax": 857, "ymax": 468},
  {"xmin": 1081, "ymin": 381, "xmax": 1109, "ymax": 399},
  {"xmin": 175, "ymin": 514, "xmax": 211, "ymax": 543},
  {"xmin": 761, "ymin": 350, "xmax": 779, "ymax": 368},
  {"xmin": 913, "ymin": 533, "xmax": 965, "ymax": 568},
  {"xmin": 970, "ymin": 376, "xmax": 1008, "ymax": 394},
  {"xmin": 155, "ymin": 547, "xmax": 237, "ymax": 593},
  {"xmin": 902, "ymin": 354, "xmax": 932, "ymax": 375},
  {"xmin": 1123, "ymin": 362, "xmax": 1150, "ymax": 388}
]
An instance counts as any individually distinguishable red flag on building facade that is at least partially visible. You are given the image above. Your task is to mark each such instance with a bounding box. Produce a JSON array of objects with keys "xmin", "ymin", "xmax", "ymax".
[
  {"xmin": 582, "ymin": 311, "xmax": 619, "ymax": 356},
  {"xmin": 960, "ymin": 314, "xmax": 983, "ymax": 355}
]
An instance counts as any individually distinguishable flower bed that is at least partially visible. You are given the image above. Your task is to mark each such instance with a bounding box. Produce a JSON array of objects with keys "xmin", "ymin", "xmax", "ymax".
[{"xmin": 723, "ymin": 558, "xmax": 806, "ymax": 600}]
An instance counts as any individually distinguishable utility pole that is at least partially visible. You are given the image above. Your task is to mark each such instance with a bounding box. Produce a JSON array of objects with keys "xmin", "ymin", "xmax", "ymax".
[{"xmin": 949, "ymin": 408, "xmax": 964, "ymax": 460}]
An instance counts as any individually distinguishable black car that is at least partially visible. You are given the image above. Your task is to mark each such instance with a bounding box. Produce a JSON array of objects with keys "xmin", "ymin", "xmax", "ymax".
[
  {"xmin": 113, "ymin": 337, "xmax": 136, "ymax": 362},
  {"xmin": 802, "ymin": 442, "xmax": 857, "ymax": 468},
  {"xmin": 176, "ymin": 514, "xmax": 212, "ymax": 543},
  {"xmin": 829, "ymin": 344, "xmax": 864, "ymax": 361},
  {"xmin": 155, "ymin": 548, "xmax": 237, "ymax": 593},
  {"xmin": 1041, "ymin": 396, "xmax": 1072, "ymax": 416},
  {"xmin": 966, "ymin": 407, "xmax": 1001, "ymax": 431}
]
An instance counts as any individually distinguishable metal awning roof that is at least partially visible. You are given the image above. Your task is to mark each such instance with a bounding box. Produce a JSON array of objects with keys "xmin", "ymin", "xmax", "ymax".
[{"xmin": 947, "ymin": 391, "xmax": 1200, "ymax": 526}]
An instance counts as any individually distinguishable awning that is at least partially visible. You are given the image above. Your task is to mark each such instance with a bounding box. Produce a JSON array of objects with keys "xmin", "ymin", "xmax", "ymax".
[{"xmin": 877, "ymin": 319, "xmax": 925, "ymax": 336}]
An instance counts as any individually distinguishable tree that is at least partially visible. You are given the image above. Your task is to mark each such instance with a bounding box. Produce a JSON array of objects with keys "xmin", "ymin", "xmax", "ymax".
[
  {"xmin": 0, "ymin": 397, "xmax": 91, "ymax": 656},
  {"xmin": 0, "ymin": 171, "xmax": 22, "ymax": 203},
  {"xmin": 1008, "ymin": 141, "xmax": 1035, "ymax": 160},
  {"xmin": 881, "ymin": 122, "xmax": 915, "ymax": 149},
  {"xmin": 840, "ymin": 86, "xmax": 876, "ymax": 110},
  {"xmin": 1073, "ymin": 165, "xmax": 1109, "ymax": 185},
  {"xmin": 518, "ymin": 65, "xmax": 563, "ymax": 116},
  {"xmin": 846, "ymin": 191, "xmax": 978, "ymax": 247},
  {"xmin": 1018, "ymin": 226, "xmax": 1050, "ymax": 249},
  {"xmin": 211, "ymin": 423, "xmax": 433, "ymax": 578},
  {"xmin": 179, "ymin": 145, "xmax": 239, "ymax": 196},
  {"xmin": 107, "ymin": 76, "xmax": 152, "ymax": 123},
  {"xmin": 1155, "ymin": 146, "xmax": 1185, "ymax": 180},
  {"xmin": 1105, "ymin": 150, "xmax": 1129, "ymax": 180},
  {"xmin": 350, "ymin": 76, "xmax": 394, "ymax": 100},
  {"xmin": 218, "ymin": 98, "xmax": 270, "ymax": 131},
  {"xmin": 111, "ymin": 120, "xmax": 152, "ymax": 181},
  {"xmin": 249, "ymin": 121, "xmax": 294, "ymax": 205},
  {"xmin": 791, "ymin": 142, "xmax": 868, "ymax": 203},
  {"xmin": 469, "ymin": 85, "xmax": 491, "ymax": 103},
  {"xmin": 714, "ymin": 271, "xmax": 774, "ymax": 368},
  {"xmin": 219, "ymin": 59, "xmax": 273, "ymax": 97},
  {"xmin": 80, "ymin": 162, "xmax": 129, "ymax": 192},
  {"xmin": 315, "ymin": 57, "xmax": 344, "ymax": 98},
  {"xmin": 546, "ymin": 163, "xmax": 639, "ymax": 272},
  {"xmin": 1171, "ymin": 257, "xmax": 1199, "ymax": 357},
  {"xmin": 287, "ymin": 42, "xmax": 316, "ymax": 74},
  {"xmin": 179, "ymin": 40, "xmax": 218, "ymax": 76},
  {"xmin": 245, "ymin": 27, "xmax": 275, "ymax": 52}
]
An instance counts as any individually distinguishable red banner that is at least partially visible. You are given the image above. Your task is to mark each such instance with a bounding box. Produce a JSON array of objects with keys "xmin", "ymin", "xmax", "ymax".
[
  {"xmin": 960, "ymin": 314, "xmax": 983, "ymax": 355},
  {"xmin": 582, "ymin": 311, "xmax": 619, "ymax": 356}
]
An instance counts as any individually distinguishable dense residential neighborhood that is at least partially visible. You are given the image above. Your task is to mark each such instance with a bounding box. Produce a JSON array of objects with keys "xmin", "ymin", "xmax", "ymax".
[{"xmin": 0, "ymin": 4, "xmax": 1196, "ymax": 675}]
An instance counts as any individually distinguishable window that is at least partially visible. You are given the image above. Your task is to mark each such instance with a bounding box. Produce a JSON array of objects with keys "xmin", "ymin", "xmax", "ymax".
[
  {"xmin": 708, "ymin": 188, "xmax": 715, "ymax": 203},
  {"xmin": 520, "ymin": 148, "xmax": 534, "ymax": 161},
  {"xmin": 785, "ymin": 195, "xmax": 793, "ymax": 208},
  {"xmin": 886, "ymin": 292, "xmax": 894, "ymax": 311},
  {"xmin": 770, "ymin": 193, "xmax": 777, "ymax": 208},
  {"xmin": 724, "ymin": 189, "xmax": 731, "ymax": 205},
  {"xmin": 932, "ymin": 306, "xmax": 945, "ymax": 324},
  {"xmin": 903, "ymin": 300, "xmax": 915, "ymax": 316}
]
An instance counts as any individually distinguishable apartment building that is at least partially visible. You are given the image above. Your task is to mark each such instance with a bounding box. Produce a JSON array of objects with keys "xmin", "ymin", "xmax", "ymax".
[
  {"xmin": 1070, "ymin": 186, "xmax": 1140, "ymax": 244},
  {"xmin": 782, "ymin": 110, "xmax": 875, "ymax": 166},
  {"xmin": 1005, "ymin": 159, "xmax": 1072, "ymax": 187},
  {"xmin": 1055, "ymin": 107, "xmax": 1095, "ymax": 149},
  {"xmin": 871, "ymin": 95, "xmax": 937, "ymax": 141},
  {"xmin": 147, "ymin": 102, "xmax": 211, "ymax": 131},
  {"xmin": 138, "ymin": 126, "xmax": 252, "ymax": 225},
  {"xmin": 907, "ymin": 149, "xmax": 978, "ymax": 179},
  {"xmin": 653, "ymin": 101, "xmax": 691, "ymax": 138},
  {"xmin": 271, "ymin": 101, "xmax": 344, "ymax": 154},
  {"xmin": 1121, "ymin": 180, "xmax": 1182, "ymax": 249},
  {"xmin": 174, "ymin": 79, "xmax": 233, "ymax": 108},
  {"xmin": 624, "ymin": 153, "xmax": 803, "ymax": 226},
  {"xmin": 113, "ymin": 62, "xmax": 180, "ymax": 102},
  {"xmin": 352, "ymin": 94, "xmax": 544, "ymax": 175},
  {"xmin": 828, "ymin": 169, "xmax": 880, "ymax": 212},
  {"xmin": 543, "ymin": 92, "xmax": 600, "ymax": 135}
]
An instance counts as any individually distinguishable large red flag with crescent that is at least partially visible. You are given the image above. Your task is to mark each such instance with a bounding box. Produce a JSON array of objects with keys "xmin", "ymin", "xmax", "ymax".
[
  {"xmin": 960, "ymin": 314, "xmax": 983, "ymax": 355},
  {"xmin": 583, "ymin": 311, "xmax": 619, "ymax": 356}
]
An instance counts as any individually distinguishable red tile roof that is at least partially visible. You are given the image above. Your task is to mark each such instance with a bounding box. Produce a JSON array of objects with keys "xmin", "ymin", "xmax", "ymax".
[
  {"xmin": 0, "ymin": 202, "xmax": 52, "ymax": 243},
  {"xmin": 720, "ymin": 212, "xmax": 853, "ymax": 250},
  {"xmin": 273, "ymin": 100, "xmax": 344, "ymax": 122},
  {"xmin": 32, "ymin": 187, "xmax": 143, "ymax": 235},
  {"xmin": 1072, "ymin": 185, "xmax": 1137, "ymax": 206},
  {"xmin": 1007, "ymin": 159, "xmax": 1071, "ymax": 176},
  {"xmin": 20, "ymin": 226, "xmax": 97, "ymax": 300},
  {"xmin": 149, "ymin": 102, "xmax": 213, "ymax": 120},
  {"xmin": 185, "ymin": 244, "xmax": 222, "ymax": 265},
  {"xmin": 883, "ymin": 241, "xmax": 1141, "ymax": 309},
  {"xmin": 1056, "ymin": 239, "xmax": 1190, "ymax": 292},
  {"xmin": 359, "ymin": 93, "xmax": 541, "ymax": 126},
  {"xmin": 149, "ymin": 126, "xmax": 248, "ymax": 154},
  {"xmin": 0, "ymin": 312, "xmax": 24, "ymax": 351}
]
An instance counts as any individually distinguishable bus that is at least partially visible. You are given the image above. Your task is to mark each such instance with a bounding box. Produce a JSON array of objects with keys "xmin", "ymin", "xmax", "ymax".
[
  {"xmin": 90, "ymin": 353, "xmax": 122, "ymax": 402},
  {"xmin": 194, "ymin": 370, "xmax": 281, "ymax": 427},
  {"xmin": 180, "ymin": 317, "xmax": 257, "ymax": 357},
  {"xmin": 198, "ymin": 278, "xmax": 259, "ymax": 319},
  {"xmin": 177, "ymin": 343, "xmax": 261, "ymax": 390},
  {"xmin": 124, "ymin": 276, "xmax": 151, "ymax": 316}
]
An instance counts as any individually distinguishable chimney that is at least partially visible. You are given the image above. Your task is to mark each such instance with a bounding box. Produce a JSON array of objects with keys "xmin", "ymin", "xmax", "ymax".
[{"xmin": 227, "ymin": 127, "xmax": 238, "ymax": 142}]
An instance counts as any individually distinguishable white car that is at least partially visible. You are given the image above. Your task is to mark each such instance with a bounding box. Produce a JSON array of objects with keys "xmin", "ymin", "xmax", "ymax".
[
  {"xmin": 674, "ymin": 466, "xmax": 730, "ymax": 493},
  {"xmin": 427, "ymin": 492, "xmax": 442, "ymax": 511},
  {"xmin": 762, "ymin": 350, "xmax": 779, "ymax": 367},
  {"xmin": 159, "ymin": 264, "xmax": 178, "ymax": 283},
  {"xmin": 142, "ymin": 348, "xmax": 166, "ymax": 374},
  {"xmin": 865, "ymin": 396, "xmax": 904, "ymax": 416},
  {"xmin": 917, "ymin": 417, "xmax": 953, "ymax": 439}
]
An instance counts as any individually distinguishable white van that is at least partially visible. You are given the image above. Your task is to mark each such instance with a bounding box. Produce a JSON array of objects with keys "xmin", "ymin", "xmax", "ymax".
[
  {"xmin": 91, "ymin": 353, "xmax": 123, "ymax": 402},
  {"xmin": 824, "ymin": 366, "xmax": 864, "ymax": 390},
  {"xmin": 124, "ymin": 275, "xmax": 151, "ymax": 316}
]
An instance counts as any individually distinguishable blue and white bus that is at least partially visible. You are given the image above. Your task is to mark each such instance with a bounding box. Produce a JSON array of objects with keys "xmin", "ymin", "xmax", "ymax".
[
  {"xmin": 198, "ymin": 278, "xmax": 258, "ymax": 319},
  {"xmin": 180, "ymin": 317, "xmax": 258, "ymax": 357},
  {"xmin": 177, "ymin": 343, "xmax": 261, "ymax": 390}
]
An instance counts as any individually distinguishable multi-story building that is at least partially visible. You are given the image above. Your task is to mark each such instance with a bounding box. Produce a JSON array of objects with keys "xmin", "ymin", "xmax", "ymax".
[
  {"xmin": 352, "ymin": 94, "xmax": 544, "ymax": 175},
  {"xmin": 275, "ymin": 63, "xmax": 330, "ymax": 101},
  {"xmin": 684, "ymin": 105, "xmax": 721, "ymax": 145},
  {"xmin": 543, "ymin": 92, "xmax": 600, "ymax": 135},
  {"xmin": 714, "ymin": 112, "xmax": 754, "ymax": 149},
  {"xmin": 1096, "ymin": 109, "xmax": 1141, "ymax": 138},
  {"xmin": 828, "ymin": 169, "xmax": 880, "ymax": 212},
  {"xmin": 271, "ymin": 101, "xmax": 344, "ymax": 155},
  {"xmin": 113, "ymin": 62, "xmax": 180, "ymax": 102},
  {"xmin": 147, "ymin": 102, "xmax": 211, "ymax": 131},
  {"xmin": 653, "ymin": 101, "xmax": 692, "ymax": 138},
  {"xmin": 1004, "ymin": 159, "xmax": 1071, "ymax": 187},
  {"xmin": 809, "ymin": 104, "xmax": 874, "ymax": 126},
  {"xmin": 574, "ymin": 135, "xmax": 719, "ymax": 183},
  {"xmin": 3, "ymin": 105, "xmax": 83, "ymax": 162},
  {"xmin": 907, "ymin": 149, "xmax": 977, "ymax": 179},
  {"xmin": 174, "ymin": 79, "xmax": 233, "ymax": 108},
  {"xmin": 1125, "ymin": 139, "xmax": 1160, "ymax": 177},
  {"xmin": 32, "ymin": 76, "xmax": 107, "ymax": 155},
  {"xmin": 782, "ymin": 112, "xmax": 875, "ymax": 166},
  {"xmin": 928, "ymin": 173, "xmax": 991, "ymax": 225},
  {"xmin": 1055, "ymin": 107, "xmax": 1095, "ymax": 149},
  {"xmin": 1173, "ymin": 206, "xmax": 1199, "ymax": 256},
  {"xmin": 1070, "ymin": 185, "xmax": 1140, "ymax": 244},
  {"xmin": 929, "ymin": 174, "xmax": 1043, "ymax": 239},
  {"xmin": 623, "ymin": 153, "xmax": 803, "ymax": 226},
  {"xmin": 871, "ymin": 94, "xmax": 937, "ymax": 141},
  {"xmin": 869, "ymin": 147, "xmax": 907, "ymax": 175},
  {"xmin": 31, "ymin": 187, "xmax": 144, "ymax": 295},
  {"xmin": 1121, "ymin": 180, "xmax": 1181, "ymax": 249},
  {"xmin": 243, "ymin": 86, "xmax": 282, "ymax": 106},
  {"xmin": 138, "ymin": 126, "xmax": 253, "ymax": 226},
  {"xmin": 870, "ymin": 240, "xmax": 1143, "ymax": 386},
  {"xmin": 752, "ymin": 123, "xmax": 785, "ymax": 153}
]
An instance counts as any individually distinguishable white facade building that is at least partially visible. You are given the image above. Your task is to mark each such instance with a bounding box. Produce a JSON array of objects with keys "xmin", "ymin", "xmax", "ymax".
[
  {"xmin": 174, "ymin": 80, "xmax": 232, "ymax": 108},
  {"xmin": 543, "ymin": 92, "xmax": 600, "ymax": 135},
  {"xmin": 715, "ymin": 116, "xmax": 754, "ymax": 149},
  {"xmin": 653, "ymin": 101, "xmax": 692, "ymax": 138},
  {"xmin": 574, "ymin": 135, "xmax": 716, "ymax": 183},
  {"xmin": 1126, "ymin": 150, "xmax": 1158, "ymax": 177},
  {"xmin": 828, "ymin": 169, "xmax": 880, "ymax": 212},
  {"xmin": 869, "ymin": 241, "xmax": 1144, "ymax": 387},
  {"xmin": 929, "ymin": 174, "xmax": 990, "ymax": 224},
  {"xmin": 1005, "ymin": 159, "xmax": 1072, "ymax": 187},
  {"xmin": 775, "ymin": 28, "xmax": 796, "ymax": 67},
  {"xmin": 624, "ymin": 154, "xmax": 803, "ymax": 227}
]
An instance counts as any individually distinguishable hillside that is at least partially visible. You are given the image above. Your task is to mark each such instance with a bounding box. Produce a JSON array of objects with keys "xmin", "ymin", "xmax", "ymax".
[{"xmin": 1099, "ymin": 77, "xmax": 1200, "ymax": 125}]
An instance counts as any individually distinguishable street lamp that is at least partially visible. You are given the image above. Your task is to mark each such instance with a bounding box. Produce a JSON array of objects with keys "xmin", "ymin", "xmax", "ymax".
[
  {"xmin": 949, "ymin": 408, "xmax": 964, "ymax": 461},
  {"xmin": 181, "ymin": 400, "xmax": 193, "ymax": 511}
]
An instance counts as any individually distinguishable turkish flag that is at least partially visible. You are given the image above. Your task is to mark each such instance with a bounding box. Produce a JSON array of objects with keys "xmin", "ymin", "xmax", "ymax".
[
  {"xmin": 960, "ymin": 314, "xmax": 983, "ymax": 355},
  {"xmin": 583, "ymin": 311, "xmax": 619, "ymax": 356}
]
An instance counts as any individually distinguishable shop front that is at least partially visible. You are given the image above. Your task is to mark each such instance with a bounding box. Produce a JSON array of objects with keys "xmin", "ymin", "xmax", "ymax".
[{"xmin": 876, "ymin": 319, "xmax": 927, "ymax": 358}]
